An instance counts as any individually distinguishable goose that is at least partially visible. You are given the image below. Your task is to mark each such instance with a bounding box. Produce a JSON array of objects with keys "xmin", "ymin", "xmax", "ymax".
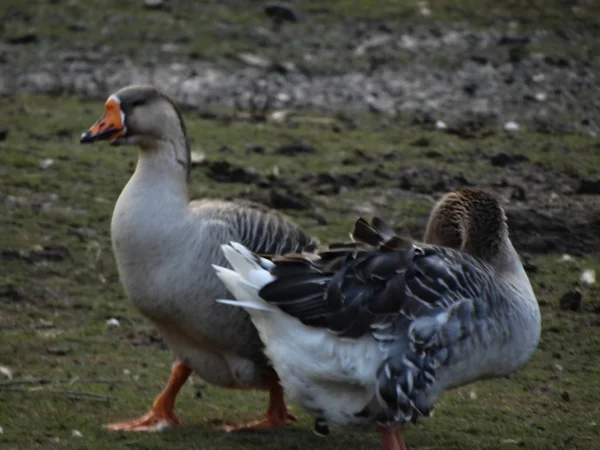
[
  {"xmin": 214, "ymin": 188, "xmax": 541, "ymax": 450},
  {"xmin": 79, "ymin": 84, "xmax": 318, "ymax": 432}
]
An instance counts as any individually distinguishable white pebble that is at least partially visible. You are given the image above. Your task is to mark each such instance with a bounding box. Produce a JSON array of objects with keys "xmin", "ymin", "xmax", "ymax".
[
  {"xmin": 469, "ymin": 390, "xmax": 477, "ymax": 400},
  {"xmin": 532, "ymin": 73, "xmax": 546, "ymax": 83},
  {"xmin": 554, "ymin": 363, "xmax": 564, "ymax": 373},
  {"xmin": 123, "ymin": 369, "xmax": 131, "ymax": 375},
  {"xmin": 535, "ymin": 92, "xmax": 547, "ymax": 102},
  {"xmin": 435, "ymin": 120, "xmax": 447, "ymax": 130},
  {"xmin": 106, "ymin": 318, "xmax": 120, "ymax": 327},
  {"xmin": 580, "ymin": 269, "xmax": 596, "ymax": 285},
  {"xmin": 560, "ymin": 254, "xmax": 574, "ymax": 262},
  {"xmin": 190, "ymin": 151, "xmax": 205, "ymax": 164},
  {"xmin": 418, "ymin": 1, "xmax": 431, "ymax": 16},
  {"xmin": 39, "ymin": 158, "xmax": 54, "ymax": 170},
  {"xmin": 504, "ymin": 121, "xmax": 520, "ymax": 131},
  {"xmin": 156, "ymin": 420, "xmax": 172, "ymax": 432},
  {"xmin": 271, "ymin": 110, "xmax": 289, "ymax": 122},
  {"xmin": 276, "ymin": 92, "xmax": 290, "ymax": 103},
  {"xmin": 0, "ymin": 366, "xmax": 13, "ymax": 380},
  {"xmin": 0, "ymin": 425, "xmax": 3, "ymax": 434},
  {"xmin": 71, "ymin": 430, "xmax": 83, "ymax": 438}
]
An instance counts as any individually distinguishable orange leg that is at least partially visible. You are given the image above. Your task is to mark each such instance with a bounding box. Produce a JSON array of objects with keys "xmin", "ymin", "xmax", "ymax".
[
  {"xmin": 380, "ymin": 426, "xmax": 408, "ymax": 450},
  {"xmin": 223, "ymin": 370, "xmax": 296, "ymax": 432},
  {"xmin": 105, "ymin": 362, "xmax": 192, "ymax": 432}
]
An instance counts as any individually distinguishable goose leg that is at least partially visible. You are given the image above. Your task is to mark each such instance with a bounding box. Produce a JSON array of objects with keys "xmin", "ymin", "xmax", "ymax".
[
  {"xmin": 223, "ymin": 370, "xmax": 296, "ymax": 432},
  {"xmin": 380, "ymin": 426, "xmax": 408, "ymax": 450},
  {"xmin": 105, "ymin": 362, "xmax": 192, "ymax": 432}
]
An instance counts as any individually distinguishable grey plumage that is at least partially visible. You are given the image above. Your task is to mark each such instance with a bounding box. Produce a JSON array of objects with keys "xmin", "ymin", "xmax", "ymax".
[
  {"xmin": 214, "ymin": 188, "xmax": 541, "ymax": 448},
  {"xmin": 82, "ymin": 84, "xmax": 318, "ymax": 430}
]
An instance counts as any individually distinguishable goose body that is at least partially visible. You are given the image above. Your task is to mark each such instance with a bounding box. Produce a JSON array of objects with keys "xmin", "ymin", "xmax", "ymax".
[
  {"xmin": 214, "ymin": 188, "xmax": 541, "ymax": 449},
  {"xmin": 81, "ymin": 85, "xmax": 317, "ymax": 431}
]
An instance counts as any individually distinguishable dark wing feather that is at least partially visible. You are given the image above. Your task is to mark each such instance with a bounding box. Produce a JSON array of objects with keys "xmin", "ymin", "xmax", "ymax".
[{"xmin": 257, "ymin": 217, "xmax": 493, "ymax": 424}]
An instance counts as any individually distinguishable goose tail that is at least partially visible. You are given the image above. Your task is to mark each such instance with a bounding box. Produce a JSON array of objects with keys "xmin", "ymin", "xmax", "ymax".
[{"xmin": 213, "ymin": 242, "xmax": 278, "ymax": 313}]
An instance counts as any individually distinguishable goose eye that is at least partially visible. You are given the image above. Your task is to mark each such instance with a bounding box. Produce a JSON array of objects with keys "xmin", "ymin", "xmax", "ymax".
[{"xmin": 131, "ymin": 99, "xmax": 145, "ymax": 108}]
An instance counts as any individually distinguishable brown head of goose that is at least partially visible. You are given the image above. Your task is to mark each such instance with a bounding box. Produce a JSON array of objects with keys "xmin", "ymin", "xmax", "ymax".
[
  {"xmin": 80, "ymin": 84, "xmax": 318, "ymax": 431},
  {"xmin": 214, "ymin": 187, "xmax": 541, "ymax": 450}
]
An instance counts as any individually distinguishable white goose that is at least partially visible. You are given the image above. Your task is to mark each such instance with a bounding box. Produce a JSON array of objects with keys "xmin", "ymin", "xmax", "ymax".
[
  {"xmin": 214, "ymin": 188, "xmax": 541, "ymax": 450},
  {"xmin": 80, "ymin": 84, "xmax": 318, "ymax": 431}
]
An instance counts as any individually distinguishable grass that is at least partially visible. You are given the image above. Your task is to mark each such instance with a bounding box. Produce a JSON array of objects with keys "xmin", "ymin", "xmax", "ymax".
[{"xmin": 1, "ymin": 92, "xmax": 600, "ymax": 450}]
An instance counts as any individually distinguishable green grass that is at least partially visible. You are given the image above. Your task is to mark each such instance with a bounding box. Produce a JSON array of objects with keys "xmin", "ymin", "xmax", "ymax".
[{"xmin": 1, "ymin": 92, "xmax": 600, "ymax": 449}]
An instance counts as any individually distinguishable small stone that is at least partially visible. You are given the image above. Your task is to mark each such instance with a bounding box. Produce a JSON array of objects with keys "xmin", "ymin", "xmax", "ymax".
[
  {"xmin": 68, "ymin": 227, "xmax": 97, "ymax": 239},
  {"xmin": 237, "ymin": 53, "xmax": 272, "ymax": 68},
  {"xmin": 504, "ymin": 121, "xmax": 520, "ymax": 131},
  {"xmin": 500, "ymin": 439, "xmax": 521, "ymax": 445},
  {"xmin": 553, "ymin": 363, "xmax": 564, "ymax": 373},
  {"xmin": 534, "ymin": 92, "xmax": 547, "ymax": 102},
  {"xmin": 190, "ymin": 151, "xmax": 205, "ymax": 165},
  {"xmin": 580, "ymin": 269, "xmax": 596, "ymax": 285},
  {"xmin": 0, "ymin": 366, "xmax": 13, "ymax": 379},
  {"xmin": 46, "ymin": 344, "xmax": 73, "ymax": 356},
  {"xmin": 559, "ymin": 289, "xmax": 582, "ymax": 312},
  {"xmin": 0, "ymin": 425, "xmax": 3, "ymax": 434},
  {"xmin": 561, "ymin": 391, "xmax": 570, "ymax": 402},
  {"xmin": 560, "ymin": 254, "xmax": 575, "ymax": 263},
  {"xmin": 435, "ymin": 120, "xmax": 447, "ymax": 130},
  {"xmin": 71, "ymin": 430, "xmax": 83, "ymax": 438},
  {"xmin": 264, "ymin": 2, "xmax": 301, "ymax": 23},
  {"xmin": 532, "ymin": 73, "xmax": 545, "ymax": 83},
  {"xmin": 469, "ymin": 390, "xmax": 477, "ymax": 400},
  {"xmin": 144, "ymin": 0, "xmax": 165, "ymax": 10},
  {"xmin": 106, "ymin": 318, "xmax": 120, "ymax": 327},
  {"xmin": 418, "ymin": 1, "xmax": 431, "ymax": 16},
  {"xmin": 276, "ymin": 92, "xmax": 290, "ymax": 103},
  {"xmin": 271, "ymin": 110, "xmax": 290, "ymax": 122},
  {"xmin": 123, "ymin": 369, "xmax": 131, "ymax": 375},
  {"xmin": 39, "ymin": 158, "xmax": 54, "ymax": 170}
]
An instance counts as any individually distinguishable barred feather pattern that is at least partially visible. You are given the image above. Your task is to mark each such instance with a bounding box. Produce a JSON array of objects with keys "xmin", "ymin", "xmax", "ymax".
[
  {"xmin": 257, "ymin": 217, "xmax": 531, "ymax": 425},
  {"xmin": 191, "ymin": 199, "xmax": 319, "ymax": 256}
]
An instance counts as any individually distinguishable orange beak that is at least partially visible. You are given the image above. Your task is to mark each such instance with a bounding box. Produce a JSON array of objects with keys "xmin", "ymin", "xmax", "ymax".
[{"xmin": 80, "ymin": 96, "xmax": 126, "ymax": 144}]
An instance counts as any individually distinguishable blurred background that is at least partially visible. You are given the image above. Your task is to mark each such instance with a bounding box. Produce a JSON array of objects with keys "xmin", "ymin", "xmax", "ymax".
[{"xmin": 1, "ymin": 1, "xmax": 599, "ymax": 449}]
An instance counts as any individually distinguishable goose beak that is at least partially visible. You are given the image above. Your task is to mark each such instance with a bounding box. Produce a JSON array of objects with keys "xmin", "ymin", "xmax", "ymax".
[{"xmin": 80, "ymin": 96, "xmax": 126, "ymax": 144}]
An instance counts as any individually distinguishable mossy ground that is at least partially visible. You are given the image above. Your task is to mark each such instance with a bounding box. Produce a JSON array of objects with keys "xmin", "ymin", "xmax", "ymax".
[
  {"xmin": 1, "ymin": 92, "xmax": 599, "ymax": 450},
  {"xmin": 2, "ymin": 1, "xmax": 600, "ymax": 449}
]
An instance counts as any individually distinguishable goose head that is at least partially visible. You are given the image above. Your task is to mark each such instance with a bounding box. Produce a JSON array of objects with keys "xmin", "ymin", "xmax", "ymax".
[
  {"xmin": 423, "ymin": 188, "xmax": 509, "ymax": 264},
  {"xmin": 80, "ymin": 84, "xmax": 190, "ymax": 177}
]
